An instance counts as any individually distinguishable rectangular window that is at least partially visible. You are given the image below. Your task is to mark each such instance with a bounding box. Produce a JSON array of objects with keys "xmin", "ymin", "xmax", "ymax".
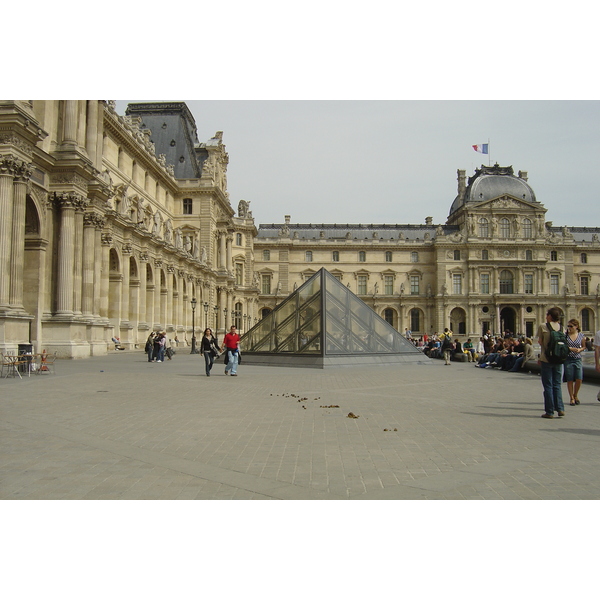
[
  {"xmin": 581, "ymin": 276, "xmax": 589, "ymax": 295},
  {"xmin": 410, "ymin": 275, "xmax": 419, "ymax": 295},
  {"xmin": 550, "ymin": 274, "xmax": 559, "ymax": 294},
  {"xmin": 358, "ymin": 275, "xmax": 367, "ymax": 295},
  {"xmin": 384, "ymin": 276, "xmax": 394, "ymax": 295},
  {"xmin": 305, "ymin": 251, "xmax": 312, "ymax": 262},
  {"xmin": 236, "ymin": 233, "xmax": 243, "ymax": 245},
  {"xmin": 359, "ymin": 251, "xmax": 366, "ymax": 262},
  {"xmin": 261, "ymin": 275, "xmax": 271, "ymax": 295},
  {"xmin": 524, "ymin": 273, "xmax": 533, "ymax": 294},
  {"xmin": 332, "ymin": 251, "xmax": 339, "ymax": 262},
  {"xmin": 183, "ymin": 198, "xmax": 192, "ymax": 215},
  {"xmin": 480, "ymin": 273, "xmax": 490, "ymax": 294},
  {"xmin": 263, "ymin": 250, "xmax": 270, "ymax": 261},
  {"xmin": 453, "ymin": 273, "xmax": 462, "ymax": 295}
]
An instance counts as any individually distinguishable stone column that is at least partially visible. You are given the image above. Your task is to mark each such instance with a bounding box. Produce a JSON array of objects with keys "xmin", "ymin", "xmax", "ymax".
[
  {"xmin": 62, "ymin": 100, "xmax": 78, "ymax": 147},
  {"xmin": 72, "ymin": 200, "xmax": 87, "ymax": 316},
  {"xmin": 226, "ymin": 235, "xmax": 233, "ymax": 272},
  {"xmin": 219, "ymin": 232, "xmax": 226, "ymax": 269},
  {"xmin": 93, "ymin": 223, "xmax": 103, "ymax": 318},
  {"xmin": 9, "ymin": 161, "xmax": 31, "ymax": 309},
  {"xmin": 139, "ymin": 254, "xmax": 148, "ymax": 328},
  {"xmin": 77, "ymin": 101, "xmax": 87, "ymax": 150},
  {"xmin": 55, "ymin": 193, "xmax": 79, "ymax": 316},
  {"xmin": 121, "ymin": 246, "xmax": 132, "ymax": 326},
  {"xmin": 0, "ymin": 158, "xmax": 15, "ymax": 309},
  {"xmin": 177, "ymin": 270, "xmax": 185, "ymax": 336},
  {"xmin": 100, "ymin": 232, "xmax": 112, "ymax": 320},
  {"xmin": 154, "ymin": 260, "xmax": 162, "ymax": 329},
  {"xmin": 81, "ymin": 213, "xmax": 97, "ymax": 318},
  {"xmin": 86, "ymin": 100, "xmax": 99, "ymax": 167}
]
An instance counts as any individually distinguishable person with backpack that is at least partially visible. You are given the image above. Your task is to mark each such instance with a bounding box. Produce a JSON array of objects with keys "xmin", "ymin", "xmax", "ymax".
[
  {"xmin": 537, "ymin": 307, "xmax": 568, "ymax": 419},
  {"xmin": 440, "ymin": 328, "xmax": 454, "ymax": 365}
]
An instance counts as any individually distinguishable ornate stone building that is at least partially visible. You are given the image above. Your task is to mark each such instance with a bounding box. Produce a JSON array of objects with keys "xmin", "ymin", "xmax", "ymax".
[
  {"xmin": 253, "ymin": 165, "xmax": 600, "ymax": 339},
  {"xmin": 0, "ymin": 101, "xmax": 258, "ymax": 357},
  {"xmin": 1, "ymin": 100, "xmax": 598, "ymax": 358}
]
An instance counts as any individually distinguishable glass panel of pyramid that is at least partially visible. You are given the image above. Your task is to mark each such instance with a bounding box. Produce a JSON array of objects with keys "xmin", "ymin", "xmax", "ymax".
[{"xmin": 241, "ymin": 268, "xmax": 419, "ymax": 357}]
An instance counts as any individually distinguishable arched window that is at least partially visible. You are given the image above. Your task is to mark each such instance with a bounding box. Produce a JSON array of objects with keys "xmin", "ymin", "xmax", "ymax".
[
  {"xmin": 109, "ymin": 248, "xmax": 120, "ymax": 272},
  {"xmin": 581, "ymin": 308, "xmax": 590, "ymax": 331},
  {"xmin": 500, "ymin": 218, "xmax": 511, "ymax": 238},
  {"xmin": 234, "ymin": 302, "xmax": 243, "ymax": 330},
  {"xmin": 479, "ymin": 218, "xmax": 489, "ymax": 238},
  {"xmin": 305, "ymin": 251, "xmax": 312, "ymax": 262},
  {"xmin": 581, "ymin": 253, "xmax": 588, "ymax": 264},
  {"xmin": 482, "ymin": 249, "xmax": 489, "ymax": 260},
  {"xmin": 332, "ymin": 251, "xmax": 339, "ymax": 262},
  {"xmin": 385, "ymin": 251, "xmax": 393, "ymax": 262},
  {"xmin": 410, "ymin": 251, "xmax": 418, "ymax": 263},
  {"xmin": 261, "ymin": 307, "xmax": 272, "ymax": 319},
  {"xmin": 499, "ymin": 269, "xmax": 514, "ymax": 294},
  {"xmin": 526, "ymin": 249, "xmax": 533, "ymax": 261},
  {"xmin": 384, "ymin": 308, "xmax": 394, "ymax": 326},
  {"xmin": 523, "ymin": 218, "xmax": 532, "ymax": 239},
  {"xmin": 410, "ymin": 308, "xmax": 421, "ymax": 332},
  {"xmin": 358, "ymin": 251, "xmax": 366, "ymax": 262},
  {"xmin": 263, "ymin": 249, "xmax": 270, "ymax": 261},
  {"xmin": 183, "ymin": 198, "xmax": 192, "ymax": 214}
]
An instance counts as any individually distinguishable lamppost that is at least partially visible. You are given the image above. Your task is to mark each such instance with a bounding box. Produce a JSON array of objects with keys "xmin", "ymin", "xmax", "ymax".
[
  {"xmin": 213, "ymin": 306, "xmax": 218, "ymax": 330},
  {"xmin": 223, "ymin": 307, "xmax": 228, "ymax": 329},
  {"xmin": 243, "ymin": 314, "xmax": 247, "ymax": 332},
  {"xmin": 190, "ymin": 298, "xmax": 197, "ymax": 354},
  {"xmin": 203, "ymin": 301, "xmax": 209, "ymax": 330}
]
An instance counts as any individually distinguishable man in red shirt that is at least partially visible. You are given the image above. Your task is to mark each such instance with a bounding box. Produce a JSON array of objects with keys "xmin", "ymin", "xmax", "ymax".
[{"xmin": 223, "ymin": 325, "xmax": 240, "ymax": 376}]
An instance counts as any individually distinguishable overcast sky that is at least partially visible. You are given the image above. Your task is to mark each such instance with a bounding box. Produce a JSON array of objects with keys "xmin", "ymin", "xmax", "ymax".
[{"xmin": 116, "ymin": 100, "xmax": 599, "ymax": 228}]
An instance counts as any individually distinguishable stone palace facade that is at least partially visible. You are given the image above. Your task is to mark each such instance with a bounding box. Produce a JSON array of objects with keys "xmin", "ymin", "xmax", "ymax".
[{"xmin": 0, "ymin": 100, "xmax": 598, "ymax": 357}]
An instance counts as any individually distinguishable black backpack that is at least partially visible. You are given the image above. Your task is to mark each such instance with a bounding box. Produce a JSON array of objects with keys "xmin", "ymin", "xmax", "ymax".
[{"xmin": 546, "ymin": 323, "xmax": 569, "ymax": 364}]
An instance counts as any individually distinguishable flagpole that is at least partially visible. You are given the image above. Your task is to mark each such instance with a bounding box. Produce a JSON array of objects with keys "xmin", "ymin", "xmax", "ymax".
[{"xmin": 488, "ymin": 138, "xmax": 491, "ymax": 166}]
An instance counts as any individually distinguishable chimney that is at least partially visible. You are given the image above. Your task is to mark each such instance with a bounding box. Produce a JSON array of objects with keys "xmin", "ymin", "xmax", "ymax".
[
  {"xmin": 425, "ymin": 216, "xmax": 433, "ymax": 225},
  {"xmin": 284, "ymin": 215, "xmax": 291, "ymax": 225},
  {"xmin": 457, "ymin": 169, "xmax": 466, "ymax": 201},
  {"xmin": 518, "ymin": 170, "xmax": 528, "ymax": 181}
]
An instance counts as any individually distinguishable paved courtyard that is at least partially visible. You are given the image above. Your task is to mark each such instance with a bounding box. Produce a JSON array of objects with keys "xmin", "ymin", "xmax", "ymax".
[{"xmin": 2, "ymin": 350, "xmax": 600, "ymax": 500}]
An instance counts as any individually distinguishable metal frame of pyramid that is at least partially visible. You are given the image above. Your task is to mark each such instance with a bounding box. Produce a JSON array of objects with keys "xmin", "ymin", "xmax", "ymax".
[{"xmin": 239, "ymin": 268, "xmax": 428, "ymax": 368}]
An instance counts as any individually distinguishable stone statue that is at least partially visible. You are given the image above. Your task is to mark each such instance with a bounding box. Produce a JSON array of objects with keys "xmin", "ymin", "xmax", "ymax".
[
  {"xmin": 201, "ymin": 246, "xmax": 207, "ymax": 263},
  {"xmin": 468, "ymin": 215, "xmax": 476, "ymax": 235},
  {"xmin": 163, "ymin": 219, "xmax": 172, "ymax": 243},
  {"xmin": 192, "ymin": 236, "xmax": 199, "ymax": 259},
  {"xmin": 152, "ymin": 211, "xmax": 162, "ymax": 236},
  {"xmin": 175, "ymin": 228, "xmax": 182, "ymax": 249},
  {"xmin": 513, "ymin": 217, "xmax": 520, "ymax": 234},
  {"xmin": 184, "ymin": 235, "xmax": 192, "ymax": 253},
  {"xmin": 491, "ymin": 217, "xmax": 498, "ymax": 236},
  {"xmin": 238, "ymin": 199, "xmax": 250, "ymax": 218}
]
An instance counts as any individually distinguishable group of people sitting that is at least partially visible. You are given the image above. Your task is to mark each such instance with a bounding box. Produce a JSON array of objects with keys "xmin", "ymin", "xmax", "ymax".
[{"xmin": 473, "ymin": 335, "xmax": 535, "ymax": 371}]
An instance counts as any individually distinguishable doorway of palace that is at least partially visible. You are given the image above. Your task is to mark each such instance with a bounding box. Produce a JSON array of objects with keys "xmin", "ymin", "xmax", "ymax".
[
  {"xmin": 450, "ymin": 307, "xmax": 466, "ymax": 335},
  {"xmin": 500, "ymin": 306, "xmax": 517, "ymax": 336}
]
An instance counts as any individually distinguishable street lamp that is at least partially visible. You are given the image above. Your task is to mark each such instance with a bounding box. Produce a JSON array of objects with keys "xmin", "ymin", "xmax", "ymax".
[
  {"xmin": 223, "ymin": 307, "xmax": 228, "ymax": 328},
  {"xmin": 203, "ymin": 301, "xmax": 209, "ymax": 330},
  {"xmin": 243, "ymin": 314, "xmax": 247, "ymax": 331},
  {"xmin": 190, "ymin": 298, "xmax": 197, "ymax": 354},
  {"xmin": 213, "ymin": 306, "xmax": 218, "ymax": 329}
]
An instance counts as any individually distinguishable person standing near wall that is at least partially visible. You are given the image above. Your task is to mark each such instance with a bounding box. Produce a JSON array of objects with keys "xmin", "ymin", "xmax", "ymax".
[{"xmin": 537, "ymin": 307, "xmax": 566, "ymax": 419}]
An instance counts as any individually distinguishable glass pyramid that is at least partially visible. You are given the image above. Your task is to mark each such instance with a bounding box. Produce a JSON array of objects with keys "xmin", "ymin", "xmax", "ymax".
[{"xmin": 241, "ymin": 268, "xmax": 422, "ymax": 366}]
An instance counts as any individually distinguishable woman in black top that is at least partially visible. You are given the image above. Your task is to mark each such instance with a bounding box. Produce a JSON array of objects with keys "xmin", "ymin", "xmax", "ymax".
[{"xmin": 200, "ymin": 328, "xmax": 221, "ymax": 376}]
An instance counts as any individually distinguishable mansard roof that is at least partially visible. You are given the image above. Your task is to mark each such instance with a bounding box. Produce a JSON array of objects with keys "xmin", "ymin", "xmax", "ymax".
[
  {"xmin": 450, "ymin": 164, "xmax": 540, "ymax": 215},
  {"xmin": 257, "ymin": 223, "xmax": 459, "ymax": 241},
  {"xmin": 126, "ymin": 102, "xmax": 204, "ymax": 179}
]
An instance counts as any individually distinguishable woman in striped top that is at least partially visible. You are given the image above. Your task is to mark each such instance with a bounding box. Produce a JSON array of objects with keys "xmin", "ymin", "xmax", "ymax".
[{"xmin": 564, "ymin": 319, "xmax": 585, "ymax": 405}]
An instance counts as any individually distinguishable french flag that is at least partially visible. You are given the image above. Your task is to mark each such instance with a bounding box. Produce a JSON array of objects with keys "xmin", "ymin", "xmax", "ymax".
[{"xmin": 472, "ymin": 144, "xmax": 489, "ymax": 154}]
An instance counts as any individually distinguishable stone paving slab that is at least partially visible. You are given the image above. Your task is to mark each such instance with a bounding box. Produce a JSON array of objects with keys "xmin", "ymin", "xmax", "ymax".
[{"xmin": 1, "ymin": 351, "xmax": 600, "ymax": 500}]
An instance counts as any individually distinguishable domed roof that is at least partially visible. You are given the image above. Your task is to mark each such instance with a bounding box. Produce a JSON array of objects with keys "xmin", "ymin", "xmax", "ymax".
[{"xmin": 449, "ymin": 165, "xmax": 538, "ymax": 215}]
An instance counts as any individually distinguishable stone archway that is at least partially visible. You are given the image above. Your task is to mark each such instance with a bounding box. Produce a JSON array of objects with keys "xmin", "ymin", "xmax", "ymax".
[
  {"xmin": 500, "ymin": 306, "xmax": 517, "ymax": 336},
  {"xmin": 450, "ymin": 307, "xmax": 467, "ymax": 335}
]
